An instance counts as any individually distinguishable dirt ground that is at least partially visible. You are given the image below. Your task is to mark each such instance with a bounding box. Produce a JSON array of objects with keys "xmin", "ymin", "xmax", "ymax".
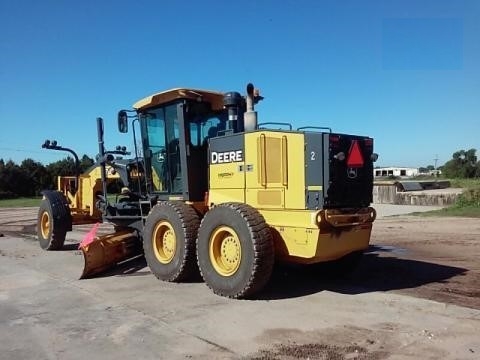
[
  {"xmin": 248, "ymin": 216, "xmax": 480, "ymax": 359},
  {"xmin": 237, "ymin": 216, "xmax": 480, "ymax": 310},
  {"xmin": 370, "ymin": 216, "xmax": 480, "ymax": 310}
]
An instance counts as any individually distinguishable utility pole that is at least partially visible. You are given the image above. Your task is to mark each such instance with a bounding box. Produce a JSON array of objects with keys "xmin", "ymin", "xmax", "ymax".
[{"xmin": 434, "ymin": 154, "xmax": 439, "ymax": 170}]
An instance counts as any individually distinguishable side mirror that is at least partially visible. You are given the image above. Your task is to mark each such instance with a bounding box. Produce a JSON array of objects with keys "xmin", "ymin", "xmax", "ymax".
[{"xmin": 117, "ymin": 110, "xmax": 128, "ymax": 133}]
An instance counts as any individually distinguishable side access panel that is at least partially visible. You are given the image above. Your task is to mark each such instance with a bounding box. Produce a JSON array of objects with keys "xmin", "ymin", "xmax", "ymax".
[
  {"xmin": 304, "ymin": 132, "xmax": 326, "ymax": 210},
  {"xmin": 244, "ymin": 131, "xmax": 305, "ymax": 210},
  {"xmin": 208, "ymin": 134, "xmax": 245, "ymax": 204}
]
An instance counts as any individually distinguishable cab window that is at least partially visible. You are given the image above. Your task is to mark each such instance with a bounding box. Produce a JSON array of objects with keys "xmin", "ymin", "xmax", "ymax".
[{"xmin": 189, "ymin": 115, "xmax": 223, "ymax": 147}]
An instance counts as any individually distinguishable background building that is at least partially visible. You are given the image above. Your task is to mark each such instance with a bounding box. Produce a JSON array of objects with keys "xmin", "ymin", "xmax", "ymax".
[{"xmin": 374, "ymin": 167, "xmax": 419, "ymax": 178}]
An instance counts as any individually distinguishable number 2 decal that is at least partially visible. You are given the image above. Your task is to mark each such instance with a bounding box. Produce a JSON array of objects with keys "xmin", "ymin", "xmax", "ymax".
[{"xmin": 310, "ymin": 151, "xmax": 316, "ymax": 161}]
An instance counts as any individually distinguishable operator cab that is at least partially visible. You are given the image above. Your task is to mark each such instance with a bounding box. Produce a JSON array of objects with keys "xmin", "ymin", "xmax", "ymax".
[{"xmin": 126, "ymin": 89, "xmax": 230, "ymax": 202}]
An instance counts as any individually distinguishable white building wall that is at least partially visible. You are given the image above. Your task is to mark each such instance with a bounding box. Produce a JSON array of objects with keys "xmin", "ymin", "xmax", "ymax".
[{"xmin": 374, "ymin": 167, "xmax": 419, "ymax": 178}]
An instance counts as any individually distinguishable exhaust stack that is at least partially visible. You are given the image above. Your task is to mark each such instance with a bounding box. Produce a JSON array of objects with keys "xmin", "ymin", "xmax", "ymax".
[
  {"xmin": 244, "ymin": 83, "xmax": 257, "ymax": 131},
  {"xmin": 223, "ymin": 91, "xmax": 242, "ymax": 132}
]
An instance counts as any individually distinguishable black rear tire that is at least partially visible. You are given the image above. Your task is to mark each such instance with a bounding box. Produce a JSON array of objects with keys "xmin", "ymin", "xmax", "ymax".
[
  {"xmin": 143, "ymin": 201, "xmax": 200, "ymax": 282},
  {"xmin": 197, "ymin": 203, "xmax": 274, "ymax": 299},
  {"xmin": 37, "ymin": 198, "xmax": 67, "ymax": 250}
]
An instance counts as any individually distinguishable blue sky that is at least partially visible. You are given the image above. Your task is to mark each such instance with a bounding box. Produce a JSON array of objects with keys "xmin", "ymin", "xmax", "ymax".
[{"xmin": 0, "ymin": 0, "xmax": 478, "ymax": 168}]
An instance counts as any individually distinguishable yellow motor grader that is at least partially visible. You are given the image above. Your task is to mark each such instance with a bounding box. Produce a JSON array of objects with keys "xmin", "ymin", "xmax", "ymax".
[{"xmin": 38, "ymin": 83, "xmax": 378, "ymax": 298}]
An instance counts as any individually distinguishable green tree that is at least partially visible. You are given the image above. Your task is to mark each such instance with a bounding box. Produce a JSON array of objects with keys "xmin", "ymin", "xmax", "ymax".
[
  {"xmin": 0, "ymin": 160, "xmax": 32, "ymax": 197},
  {"xmin": 20, "ymin": 158, "xmax": 50, "ymax": 195},
  {"xmin": 0, "ymin": 159, "xmax": 12, "ymax": 198},
  {"xmin": 46, "ymin": 157, "xmax": 77, "ymax": 177},
  {"xmin": 44, "ymin": 154, "xmax": 95, "ymax": 189},
  {"xmin": 45, "ymin": 157, "xmax": 77, "ymax": 190},
  {"xmin": 0, "ymin": 154, "xmax": 96, "ymax": 198},
  {"xmin": 442, "ymin": 149, "xmax": 479, "ymax": 178},
  {"xmin": 79, "ymin": 154, "xmax": 94, "ymax": 172}
]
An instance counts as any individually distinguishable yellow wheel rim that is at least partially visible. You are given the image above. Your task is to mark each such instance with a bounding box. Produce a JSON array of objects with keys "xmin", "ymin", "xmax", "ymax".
[
  {"xmin": 40, "ymin": 211, "xmax": 50, "ymax": 239},
  {"xmin": 152, "ymin": 221, "xmax": 176, "ymax": 264},
  {"xmin": 209, "ymin": 226, "xmax": 241, "ymax": 277}
]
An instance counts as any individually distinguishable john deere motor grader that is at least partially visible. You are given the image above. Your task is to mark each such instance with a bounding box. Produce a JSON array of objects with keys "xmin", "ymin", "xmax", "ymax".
[{"xmin": 37, "ymin": 83, "xmax": 378, "ymax": 298}]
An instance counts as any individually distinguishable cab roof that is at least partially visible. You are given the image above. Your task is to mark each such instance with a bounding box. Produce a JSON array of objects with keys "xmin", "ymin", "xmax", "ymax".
[{"xmin": 133, "ymin": 88, "xmax": 225, "ymax": 111}]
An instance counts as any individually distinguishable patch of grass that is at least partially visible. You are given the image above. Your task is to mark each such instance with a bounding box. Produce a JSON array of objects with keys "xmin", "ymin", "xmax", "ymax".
[
  {"xmin": 412, "ymin": 205, "xmax": 480, "ymax": 218},
  {"xmin": 0, "ymin": 197, "xmax": 42, "ymax": 208},
  {"xmin": 409, "ymin": 177, "xmax": 480, "ymax": 188},
  {"xmin": 412, "ymin": 185, "xmax": 480, "ymax": 218},
  {"xmin": 447, "ymin": 178, "xmax": 480, "ymax": 188}
]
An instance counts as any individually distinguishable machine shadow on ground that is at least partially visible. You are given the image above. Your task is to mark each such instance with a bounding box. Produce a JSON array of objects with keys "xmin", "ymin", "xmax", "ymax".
[
  {"xmin": 105, "ymin": 256, "xmax": 151, "ymax": 277},
  {"xmin": 39, "ymin": 238, "xmax": 468, "ymax": 301},
  {"xmin": 103, "ymin": 256, "xmax": 207, "ymax": 282},
  {"xmin": 78, "ymin": 255, "xmax": 151, "ymax": 278},
  {"xmin": 60, "ymin": 243, "xmax": 80, "ymax": 251},
  {"xmin": 259, "ymin": 246, "xmax": 467, "ymax": 300}
]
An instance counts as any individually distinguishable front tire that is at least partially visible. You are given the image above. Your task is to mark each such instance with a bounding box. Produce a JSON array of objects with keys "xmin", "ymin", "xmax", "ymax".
[
  {"xmin": 143, "ymin": 201, "xmax": 200, "ymax": 282},
  {"xmin": 197, "ymin": 203, "xmax": 274, "ymax": 299},
  {"xmin": 37, "ymin": 198, "xmax": 67, "ymax": 250}
]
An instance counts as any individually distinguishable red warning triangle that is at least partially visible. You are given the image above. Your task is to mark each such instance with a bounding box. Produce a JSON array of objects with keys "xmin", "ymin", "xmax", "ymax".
[{"xmin": 347, "ymin": 140, "xmax": 364, "ymax": 168}]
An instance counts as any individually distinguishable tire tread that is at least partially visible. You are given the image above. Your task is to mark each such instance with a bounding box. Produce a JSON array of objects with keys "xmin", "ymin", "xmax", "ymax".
[
  {"xmin": 197, "ymin": 202, "xmax": 274, "ymax": 299},
  {"xmin": 37, "ymin": 194, "xmax": 69, "ymax": 250},
  {"xmin": 144, "ymin": 201, "xmax": 200, "ymax": 282}
]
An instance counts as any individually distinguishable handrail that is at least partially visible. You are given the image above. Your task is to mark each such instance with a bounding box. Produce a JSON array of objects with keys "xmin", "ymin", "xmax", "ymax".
[
  {"xmin": 41, "ymin": 140, "xmax": 80, "ymax": 178},
  {"xmin": 257, "ymin": 122, "xmax": 293, "ymax": 130},
  {"xmin": 297, "ymin": 126, "xmax": 332, "ymax": 133}
]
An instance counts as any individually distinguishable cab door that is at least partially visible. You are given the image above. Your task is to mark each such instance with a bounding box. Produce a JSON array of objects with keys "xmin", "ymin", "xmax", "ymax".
[
  {"xmin": 143, "ymin": 103, "xmax": 183, "ymax": 195},
  {"xmin": 144, "ymin": 113, "xmax": 167, "ymax": 192}
]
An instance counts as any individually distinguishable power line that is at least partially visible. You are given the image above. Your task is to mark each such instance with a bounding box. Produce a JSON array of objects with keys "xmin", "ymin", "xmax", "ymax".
[{"xmin": 0, "ymin": 147, "xmax": 47, "ymax": 155}]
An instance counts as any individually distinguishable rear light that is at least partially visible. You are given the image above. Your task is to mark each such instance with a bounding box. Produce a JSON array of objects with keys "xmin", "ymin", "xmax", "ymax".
[
  {"xmin": 329, "ymin": 135, "xmax": 340, "ymax": 149},
  {"xmin": 364, "ymin": 138, "xmax": 373, "ymax": 147}
]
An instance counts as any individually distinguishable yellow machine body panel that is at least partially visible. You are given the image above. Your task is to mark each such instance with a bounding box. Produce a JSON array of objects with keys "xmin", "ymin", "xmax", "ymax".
[
  {"xmin": 208, "ymin": 152, "xmax": 246, "ymax": 204},
  {"xmin": 208, "ymin": 130, "xmax": 375, "ymax": 264},
  {"xmin": 209, "ymin": 160, "xmax": 245, "ymax": 190},
  {"xmin": 56, "ymin": 165, "xmax": 121, "ymax": 223},
  {"xmin": 259, "ymin": 209, "xmax": 373, "ymax": 263},
  {"xmin": 244, "ymin": 131, "xmax": 306, "ymax": 209},
  {"xmin": 208, "ymin": 130, "xmax": 307, "ymax": 207}
]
